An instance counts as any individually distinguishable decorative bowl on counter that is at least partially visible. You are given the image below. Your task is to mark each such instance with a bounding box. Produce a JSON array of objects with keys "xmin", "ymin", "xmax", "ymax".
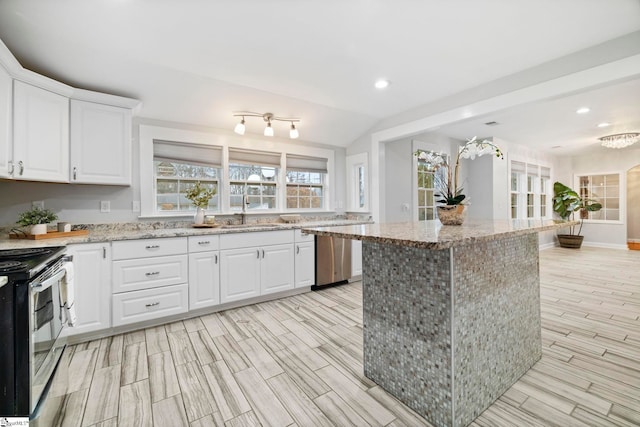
[{"xmin": 280, "ymin": 214, "xmax": 301, "ymax": 223}]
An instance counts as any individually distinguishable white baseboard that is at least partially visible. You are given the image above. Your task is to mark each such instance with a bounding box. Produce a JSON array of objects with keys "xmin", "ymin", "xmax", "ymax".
[
  {"xmin": 539, "ymin": 242, "xmax": 556, "ymax": 250},
  {"xmin": 582, "ymin": 241, "xmax": 629, "ymax": 250}
]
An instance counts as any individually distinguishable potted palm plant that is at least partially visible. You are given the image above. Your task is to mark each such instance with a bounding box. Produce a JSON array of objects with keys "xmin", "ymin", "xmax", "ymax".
[{"xmin": 552, "ymin": 181, "xmax": 602, "ymax": 248}]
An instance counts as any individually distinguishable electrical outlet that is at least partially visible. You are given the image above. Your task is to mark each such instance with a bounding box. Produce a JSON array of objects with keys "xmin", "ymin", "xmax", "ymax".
[
  {"xmin": 132, "ymin": 201, "xmax": 141, "ymax": 212},
  {"xmin": 100, "ymin": 200, "xmax": 111, "ymax": 213},
  {"xmin": 32, "ymin": 200, "xmax": 44, "ymax": 210}
]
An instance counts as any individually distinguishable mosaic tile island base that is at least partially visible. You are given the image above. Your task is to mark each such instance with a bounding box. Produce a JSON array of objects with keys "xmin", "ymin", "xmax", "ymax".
[{"xmin": 303, "ymin": 219, "xmax": 576, "ymax": 427}]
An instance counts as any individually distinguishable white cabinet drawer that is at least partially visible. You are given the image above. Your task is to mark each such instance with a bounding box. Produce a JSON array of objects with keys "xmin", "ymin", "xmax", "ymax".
[
  {"xmin": 112, "ymin": 237, "xmax": 187, "ymax": 260},
  {"xmin": 220, "ymin": 230, "xmax": 293, "ymax": 250},
  {"xmin": 188, "ymin": 235, "xmax": 220, "ymax": 252},
  {"xmin": 112, "ymin": 254, "xmax": 188, "ymax": 293},
  {"xmin": 295, "ymin": 229, "xmax": 315, "ymax": 242},
  {"xmin": 112, "ymin": 283, "xmax": 188, "ymax": 327}
]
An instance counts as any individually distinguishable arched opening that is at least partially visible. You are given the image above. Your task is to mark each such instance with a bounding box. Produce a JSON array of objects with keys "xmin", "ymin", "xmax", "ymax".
[{"xmin": 627, "ymin": 164, "xmax": 640, "ymax": 250}]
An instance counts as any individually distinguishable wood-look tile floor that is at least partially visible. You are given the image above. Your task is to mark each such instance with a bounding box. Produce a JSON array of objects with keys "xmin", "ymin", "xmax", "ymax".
[{"xmin": 41, "ymin": 246, "xmax": 640, "ymax": 427}]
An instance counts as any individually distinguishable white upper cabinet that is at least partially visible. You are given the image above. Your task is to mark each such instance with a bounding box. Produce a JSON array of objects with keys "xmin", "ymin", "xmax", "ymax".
[
  {"xmin": 70, "ymin": 99, "xmax": 132, "ymax": 185},
  {"xmin": 0, "ymin": 65, "xmax": 11, "ymax": 178},
  {"xmin": 13, "ymin": 80, "xmax": 69, "ymax": 182}
]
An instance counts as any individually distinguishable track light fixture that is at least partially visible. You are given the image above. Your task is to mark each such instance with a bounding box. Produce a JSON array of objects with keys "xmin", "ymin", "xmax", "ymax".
[{"xmin": 233, "ymin": 112, "xmax": 300, "ymax": 139}]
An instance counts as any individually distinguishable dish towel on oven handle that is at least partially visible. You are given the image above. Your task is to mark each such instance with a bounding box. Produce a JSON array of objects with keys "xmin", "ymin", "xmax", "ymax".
[{"xmin": 60, "ymin": 261, "xmax": 77, "ymax": 327}]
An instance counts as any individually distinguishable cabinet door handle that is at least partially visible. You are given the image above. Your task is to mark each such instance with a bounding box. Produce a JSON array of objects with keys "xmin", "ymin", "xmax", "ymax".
[
  {"xmin": 198, "ymin": 241, "xmax": 210, "ymax": 245},
  {"xmin": 18, "ymin": 160, "xmax": 24, "ymax": 176},
  {"xmin": 261, "ymin": 249, "xmax": 265, "ymax": 258},
  {"xmin": 215, "ymin": 254, "xmax": 218, "ymax": 264},
  {"xmin": 257, "ymin": 249, "xmax": 260, "ymax": 259},
  {"xmin": 73, "ymin": 166, "xmax": 77, "ymax": 180},
  {"xmin": 145, "ymin": 302, "xmax": 160, "ymax": 308},
  {"xmin": 8, "ymin": 161, "xmax": 14, "ymax": 176},
  {"xmin": 145, "ymin": 245, "xmax": 160, "ymax": 249},
  {"xmin": 145, "ymin": 271, "xmax": 160, "ymax": 276},
  {"xmin": 103, "ymin": 247, "xmax": 107, "ymax": 259},
  {"xmin": 297, "ymin": 245, "xmax": 300, "ymax": 254}
]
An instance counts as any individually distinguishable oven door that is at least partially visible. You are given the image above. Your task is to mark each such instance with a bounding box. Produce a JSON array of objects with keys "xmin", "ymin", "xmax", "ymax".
[{"xmin": 30, "ymin": 267, "xmax": 67, "ymax": 416}]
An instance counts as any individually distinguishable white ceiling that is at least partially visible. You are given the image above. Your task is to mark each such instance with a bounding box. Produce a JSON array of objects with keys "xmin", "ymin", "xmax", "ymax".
[
  {"xmin": 0, "ymin": 0, "xmax": 639, "ymax": 148},
  {"xmin": 435, "ymin": 77, "xmax": 640, "ymax": 155}
]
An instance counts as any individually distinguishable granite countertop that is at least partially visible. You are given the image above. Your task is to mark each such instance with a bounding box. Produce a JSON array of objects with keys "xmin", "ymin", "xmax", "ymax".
[
  {"xmin": 302, "ymin": 219, "xmax": 577, "ymax": 250},
  {"xmin": 0, "ymin": 219, "xmax": 372, "ymax": 249}
]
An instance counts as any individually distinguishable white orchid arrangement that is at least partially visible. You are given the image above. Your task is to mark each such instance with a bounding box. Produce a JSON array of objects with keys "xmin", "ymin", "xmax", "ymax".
[{"xmin": 414, "ymin": 137, "xmax": 503, "ymax": 205}]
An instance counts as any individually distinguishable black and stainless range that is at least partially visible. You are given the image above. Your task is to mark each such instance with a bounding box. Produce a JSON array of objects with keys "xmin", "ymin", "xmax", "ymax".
[{"xmin": 0, "ymin": 245, "xmax": 69, "ymax": 419}]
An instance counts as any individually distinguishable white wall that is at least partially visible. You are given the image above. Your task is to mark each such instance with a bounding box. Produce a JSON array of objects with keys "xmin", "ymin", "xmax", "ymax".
[
  {"xmin": 628, "ymin": 166, "xmax": 640, "ymax": 242},
  {"xmin": 384, "ymin": 139, "xmax": 413, "ymax": 222},
  {"xmin": 0, "ymin": 118, "xmax": 347, "ymax": 226},
  {"xmin": 570, "ymin": 147, "xmax": 640, "ymax": 248}
]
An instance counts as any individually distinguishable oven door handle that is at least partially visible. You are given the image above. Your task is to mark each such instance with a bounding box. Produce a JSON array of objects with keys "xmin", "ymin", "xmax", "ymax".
[{"xmin": 31, "ymin": 269, "xmax": 66, "ymax": 293}]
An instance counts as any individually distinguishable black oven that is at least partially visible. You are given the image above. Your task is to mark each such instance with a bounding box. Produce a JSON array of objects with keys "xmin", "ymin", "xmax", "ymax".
[{"xmin": 0, "ymin": 246, "xmax": 69, "ymax": 419}]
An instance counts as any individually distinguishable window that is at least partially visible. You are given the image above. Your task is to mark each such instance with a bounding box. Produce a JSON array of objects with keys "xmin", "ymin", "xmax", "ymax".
[
  {"xmin": 285, "ymin": 154, "xmax": 327, "ymax": 210},
  {"xmin": 417, "ymin": 163, "xmax": 436, "ymax": 221},
  {"xmin": 346, "ymin": 153, "xmax": 368, "ymax": 212},
  {"xmin": 510, "ymin": 161, "xmax": 551, "ymax": 219},
  {"xmin": 228, "ymin": 149, "xmax": 280, "ymax": 211},
  {"xmin": 578, "ymin": 174, "xmax": 620, "ymax": 221},
  {"xmin": 153, "ymin": 141, "xmax": 221, "ymax": 213}
]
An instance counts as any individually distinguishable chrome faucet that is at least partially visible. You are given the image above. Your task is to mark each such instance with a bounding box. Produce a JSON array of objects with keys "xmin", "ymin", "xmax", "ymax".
[{"xmin": 237, "ymin": 185, "xmax": 251, "ymax": 224}]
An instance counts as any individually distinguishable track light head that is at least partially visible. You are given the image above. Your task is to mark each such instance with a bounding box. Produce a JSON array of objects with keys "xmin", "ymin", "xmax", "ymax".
[
  {"xmin": 289, "ymin": 122, "xmax": 299, "ymax": 139},
  {"xmin": 234, "ymin": 117, "xmax": 246, "ymax": 135}
]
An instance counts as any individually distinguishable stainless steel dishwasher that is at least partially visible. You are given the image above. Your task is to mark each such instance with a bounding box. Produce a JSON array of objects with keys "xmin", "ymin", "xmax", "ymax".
[{"xmin": 313, "ymin": 235, "xmax": 351, "ymax": 289}]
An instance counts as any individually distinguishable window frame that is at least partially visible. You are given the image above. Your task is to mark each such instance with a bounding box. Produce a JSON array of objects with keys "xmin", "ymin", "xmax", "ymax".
[
  {"xmin": 509, "ymin": 160, "xmax": 552, "ymax": 220},
  {"xmin": 139, "ymin": 125, "xmax": 335, "ymax": 218},
  {"xmin": 153, "ymin": 160, "xmax": 221, "ymax": 214},
  {"xmin": 574, "ymin": 172, "xmax": 623, "ymax": 224}
]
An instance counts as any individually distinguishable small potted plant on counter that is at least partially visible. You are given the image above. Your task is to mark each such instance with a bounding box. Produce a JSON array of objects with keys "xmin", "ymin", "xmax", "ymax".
[
  {"xmin": 17, "ymin": 207, "xmax": 58, "ymax": 235},
  {"xmin": 552, "ymin": 181, "xmax": 602, "ymax": 248},
  {"xmin": 185, "ymin": 181, "xmax": 216, "ymax": 225}
]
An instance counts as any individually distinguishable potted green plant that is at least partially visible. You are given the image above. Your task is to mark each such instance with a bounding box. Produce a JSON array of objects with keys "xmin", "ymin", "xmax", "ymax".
[
  {"xmin": 17, "ymin": 207, "xmax": 58, "ymax": 235},
  {"xmin": 414, "ymin": 136, "xmax": 503, "ymax": 224},
  {"xmin": 552, "ymin": 181, "xmax": 602, "ymax": 248},
  {"xmin": 185, "ymin": 181, "xmax": 216, "ymax": 225}
]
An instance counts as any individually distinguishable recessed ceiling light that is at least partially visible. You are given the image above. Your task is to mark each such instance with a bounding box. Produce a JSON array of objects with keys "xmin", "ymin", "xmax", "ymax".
[
  {"xmin": 576, "ymin": 107, "xmax": 590, "ymax": 114},
  {"xmin": 374, "ymin": 79, "xmax": 390, "ymax": 89},
  {"xmin": 597, "ymin": 122, "xmax": 610, "ymax": 128}
]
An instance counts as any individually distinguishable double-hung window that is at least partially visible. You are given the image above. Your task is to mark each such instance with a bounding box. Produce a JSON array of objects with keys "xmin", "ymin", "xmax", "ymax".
[
  {"xmin": 153, "ymin": 141, "xmax": 221, "ymax": 213},
  {"xmin": 228, "ymin": 149, "xmax": 280, "ymax": 211},
  {"xmin": 511, "ymin": 161, "xmax": 551, "ymax": 219},
  {"xmin": 285, "ymin": 154, "xmax": 327, "ymax": 210}
]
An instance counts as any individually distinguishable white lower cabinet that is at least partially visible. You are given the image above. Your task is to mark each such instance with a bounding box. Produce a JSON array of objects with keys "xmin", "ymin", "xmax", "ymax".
[
  {"xmin": 65, "ymin": 243, "xmax": 111, "ymax": 336},
  {"xmin": 219, "ymin": 230, "xmax": 295, "ymax": 303},
  {"xmin": 112, "ymin": 283, "xmax": 188, "ymax": 327},
  {"xmin": 261, "ymin": 244, "xmax": 295, "ymax": 294},
  {"xmin": 111, "ymin": 237, "xmax": 189, "ymax": 327},
  {"xmin": 294, "ymin": 229, "xmax": 315, "ymax": 288},
  {"xmin": 295, "ymin": 241, "xmax": 315, "ymax": 287},
  {"xmin": 112, "ymin": 254, "xmax": 188, "ymax": 293},
  {"xmin": 189, "ymin": 250, "xmax": 220, "ymax": 310},
  {"xmin": 220, "ymin": 248, "xmax": 261, "ymax": 303}
]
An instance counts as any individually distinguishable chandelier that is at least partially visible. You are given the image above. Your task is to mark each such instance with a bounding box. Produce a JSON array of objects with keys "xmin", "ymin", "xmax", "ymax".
[
  {"xmin": 598, "ymin": 132, "xmax": 639, "ymax": 149},
  {"xmin": 233, "ymin": 112, "xmax": 300, "ymax": 139}
]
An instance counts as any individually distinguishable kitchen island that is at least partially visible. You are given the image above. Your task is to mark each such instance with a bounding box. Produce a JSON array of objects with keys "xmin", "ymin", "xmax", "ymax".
[{"xmin": 302, "ymin": 219, "xmax": 574, "ymax": 427}]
